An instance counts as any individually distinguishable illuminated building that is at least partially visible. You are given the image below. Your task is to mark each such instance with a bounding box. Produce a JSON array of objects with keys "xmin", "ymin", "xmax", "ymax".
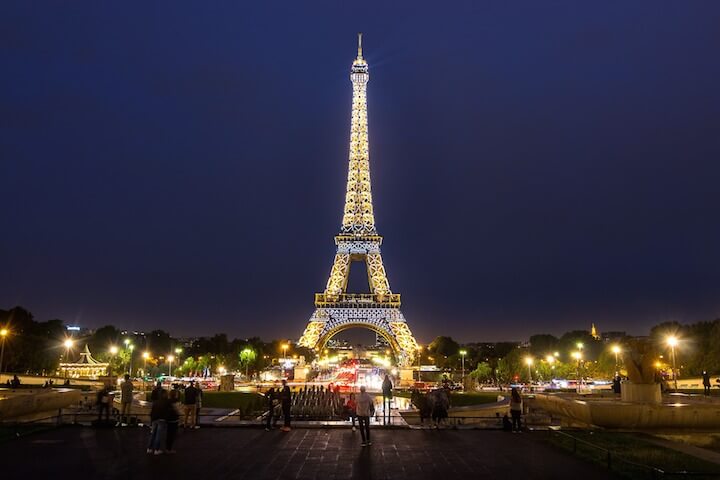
[{"xmin": 298, "ymin": 34, "xmax": 419, "ymax": 366}]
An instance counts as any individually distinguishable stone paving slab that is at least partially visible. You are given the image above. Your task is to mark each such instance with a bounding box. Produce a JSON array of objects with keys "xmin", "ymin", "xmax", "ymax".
[{"xmin": 1, "ymin": 426, "xmax": 614, "ymax": 479}]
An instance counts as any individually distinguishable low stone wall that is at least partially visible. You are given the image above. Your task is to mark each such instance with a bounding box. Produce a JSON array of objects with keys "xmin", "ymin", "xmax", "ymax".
[
  {"xmin": 0, "ymin": 388, "xmax": 82, "ymax": 420},
  {"xmin": 533, "ymin": 393, "xmax": 720, "ymax": 429}
]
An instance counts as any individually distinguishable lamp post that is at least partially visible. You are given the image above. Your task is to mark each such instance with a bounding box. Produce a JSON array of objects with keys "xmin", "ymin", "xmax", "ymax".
[
  {"xmin": 0, "ymin": 328, "xmax": 8, "ymax": 375},
  {"xmin": 142, "ymin": 351, "xmax": 149, "ymax": 389},
  {"xmin": 167, "ymin": 355, "xmax": 175, "ymax": 377},
  {"xmin": 572, "ymin": 351, "xmax": 582, "ymax": 393},
  {"xmin": 109, "ymin": 345, "xmax": 118, "ymax": 376},
  {"xmin": 128, "ymin": 344, "xmax": 135, "ymax": 377},
  {"xmin": 525, "ymin": 357, "xmax": 534, "ymax": 384},
  {"xmin": 63, "ymin": 339, "xmax": 74, "ymax": 379},
  {"xmin": 611, "ymin": 345, "xmax": 621, "ymax": 373},
  {"xmin": 242, "ymin": 348, "xmax": 252, "ymax": 379},
  {"xmin": 667, "ymin": 336, "xmax": 678, "ymax": 392},
  {"xmin": 416, "ymin": 345, "xmax": 423, "ymax": 381},
  {"xmin": 459, "ymin": 349, "xmax": 467, "ymax": 385}
]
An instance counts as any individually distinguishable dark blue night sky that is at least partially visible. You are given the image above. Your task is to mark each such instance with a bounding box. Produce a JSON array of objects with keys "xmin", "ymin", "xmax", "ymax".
[{"xmin": 2, "ymin": 2, "xmax": 719, "ymax": 342}]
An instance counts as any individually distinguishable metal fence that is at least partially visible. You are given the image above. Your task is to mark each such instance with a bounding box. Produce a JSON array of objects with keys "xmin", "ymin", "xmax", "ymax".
[{"xmin": 547, "ymin": 429, "xmax": 720, "ymax": 479}]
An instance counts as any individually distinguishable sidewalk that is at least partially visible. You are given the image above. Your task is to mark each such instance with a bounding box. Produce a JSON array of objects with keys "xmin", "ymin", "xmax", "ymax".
[{"xmin": 2, "ymin": 426, "xmax": 614, "ymax": 479}]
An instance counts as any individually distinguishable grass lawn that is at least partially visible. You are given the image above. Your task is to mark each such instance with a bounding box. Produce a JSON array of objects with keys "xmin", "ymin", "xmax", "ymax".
[
  {"xmin": 544, "ymin": 430, "xmax": 720, "ymax": 479},
  {"xmin": 394, "ymin": 390, "xmax": 502, "ymax": 406}
]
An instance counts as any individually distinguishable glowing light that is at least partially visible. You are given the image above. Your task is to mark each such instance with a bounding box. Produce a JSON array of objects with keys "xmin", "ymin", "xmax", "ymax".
[
  {"xmin": 571, "ymin": 351, "xmax": 582, "ymax": 360},
  {"xmin": 0, "ymin": 328, "xmax": 8, "ymax": 337},
  {"xmin": 576, "ymin": 342, "xmax": 584, "ymax": 350},
  {"xmin": 611, "ymin": 345, "xmax": 621, "ymax": 354},
  {"xmin": 123, "ymin": 339, "xmax": 130, "ymax": 346},
  {"xmin": 666, "ymin": 336, "xmax": 678, "ymax": 348},
  {"xmin": 175, "ymin": 348, "xmax": 182, "ymax": 354},
  {"xmin": 142, "ymin": 351, "xmax": 150, "ymax": 360},
  {"xmin": 459, "ymin": 350, "xmax": 467, "ymax": 356},
  {"xmin": 63, "ymin": 339, "xmax": 74, "ymax": 349},
  {"xmin": 167, "ymin": 355, "xmax": 175, "ymax": 362},
  {"xmin": 109, "ymin": 346, "xmax": 118, "ymax": 355},
  {"xmin": 525, "ymin": 356, "xmax": 534, "ymax": 366},
  {"xmin": 545, "ymin": 355, "xmax": 555, "ymax": 364}
]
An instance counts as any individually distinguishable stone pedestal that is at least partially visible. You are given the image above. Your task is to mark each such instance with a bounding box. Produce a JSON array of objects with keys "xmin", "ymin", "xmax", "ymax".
[
  {"xmin": 399, "ymin": 368, "xmax": 415, "ymax": 387},
  {"xmin": 294, "ymin": 366, "xmax": 308, "ymax": 382},
  {"xmin": 219, "ymin": 374, "xmax": 235, "ymax": 392},
  {"xmin": 621, "ymin": 382, "xmax": 661, "ymax": 404}
]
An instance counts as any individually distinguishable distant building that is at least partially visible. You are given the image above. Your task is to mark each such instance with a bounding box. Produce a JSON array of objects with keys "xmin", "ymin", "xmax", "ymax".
[{"xmin": 601, "ymin": 331, "xmax": 627, "ymax": 342}]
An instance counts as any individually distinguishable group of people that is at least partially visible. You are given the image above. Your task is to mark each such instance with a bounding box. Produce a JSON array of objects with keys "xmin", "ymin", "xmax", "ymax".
[
  {"xmin": 263, "ymin": 378, "xmax": 384, "ymax": 447},
  {"xmin": 146, "ymin": 380, "xmax": 203, "ymax": 455}
]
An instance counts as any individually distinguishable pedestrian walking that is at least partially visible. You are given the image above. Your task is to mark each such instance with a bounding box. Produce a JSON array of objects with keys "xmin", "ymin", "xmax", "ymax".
[
  {"xmin": 381, "ymin": 374, "xmax": 393, "ymax": 425},
  {"xmin": 182, "ymin": 381, "xmax": 200, "ymax": 429},
  {"xmin": 703, "ymin": 371, "xmax": 711, "ymax": 395},
  {"xmin": 118, "ymin": 374, "xmax": 134, "ymax": 426},
  {"xmin": 356, "ymin": 386, "xmax": 374, "ymax": 446},
  {"xmin": 509, "ymin": 387, "xmax": 523, "ymax": 433},
  {"xmin": 279, "ymin": 379, "xmax": 292, "ymax": 432},
  {"xmin": 147, "ymin": 388, "xmax": 169, "ymax": 455},
  {"xmin": 165, "ymin": 389, "xmax": 181, "ymax": 453}
]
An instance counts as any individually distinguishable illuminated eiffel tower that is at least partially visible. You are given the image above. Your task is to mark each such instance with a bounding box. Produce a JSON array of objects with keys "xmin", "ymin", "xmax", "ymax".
[{"xmin": 298, "ymin": 34, "xmax": 419, "ymax": 367}]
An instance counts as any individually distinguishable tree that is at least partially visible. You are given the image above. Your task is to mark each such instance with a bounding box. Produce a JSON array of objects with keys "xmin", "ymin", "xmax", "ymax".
[
  {"xmin": 529, "ymin": 334, "xmax": 559, "ymax": 356},
  {"xmin": 470, "ymin": 362, "xmax": 493, "ymax": 383}
]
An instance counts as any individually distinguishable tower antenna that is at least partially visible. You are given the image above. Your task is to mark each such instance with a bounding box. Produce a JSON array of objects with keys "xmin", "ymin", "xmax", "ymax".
[{"xmin": 357, "ymin": 32, "xmax": 363, "ymax": 58}]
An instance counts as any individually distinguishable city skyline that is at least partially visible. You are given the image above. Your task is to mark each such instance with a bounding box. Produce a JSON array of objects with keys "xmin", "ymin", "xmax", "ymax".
[{"xmin": 2, "ymin": 2, "xmax": 719, "ymax": 343}]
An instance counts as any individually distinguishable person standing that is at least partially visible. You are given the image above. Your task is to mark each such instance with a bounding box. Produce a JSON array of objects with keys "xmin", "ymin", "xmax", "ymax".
[
  {"xmin": 509, "ymin": 387, "xmax": 523, "ymax": 433},
  {"xmin": 183, "ymin": 381, "xmax": 199, "ymax": 429},
  {"xmin": 264, "ymin": 387, "xmax": 276, "ymax": 431},
  {"xmin": 165, "ymin": 389, "xmax": 181, "ymax": 453},
  {"xmin": 279, "ymin": 379, "xmax": 292, "ymax": 432},
  {"xmin": 119, "ymin": 374, "xmax": 134, "ymax": 426},
  {"xmin": 703, "ymin": 371, "xmax": 711, "ymax": 396},
  {"xmin": 381, "ymin": 374, "xmax": 393, "ymax": 425},
  {"xmin": 147, "ymin": 388, "xmax": 169, "ymax": 455},
  {"xmin": 347, "ymin": 393, "xmax": 357, "ymax": 432},
  {"xmin": 150, "ymin": 381, "xmax": 163, "ymax": 402},
  {"xmin": 356, "ymin": 386, "xmax": 373, "ymax": 446},
  {"xmin": 96, "ymin": 383, "xmax": 112, "ymax": 423}
]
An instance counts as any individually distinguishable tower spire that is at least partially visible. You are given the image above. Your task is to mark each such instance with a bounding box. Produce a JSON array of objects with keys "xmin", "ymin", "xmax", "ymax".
[{"xmin": 344, "ymin": 33, "xmax": 373, "ymax": 235}]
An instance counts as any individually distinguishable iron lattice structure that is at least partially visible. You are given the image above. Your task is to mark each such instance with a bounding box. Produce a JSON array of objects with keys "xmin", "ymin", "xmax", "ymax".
[{"xmin": 298, "ymin": 34, "xmax": 419, "ymax": 366}]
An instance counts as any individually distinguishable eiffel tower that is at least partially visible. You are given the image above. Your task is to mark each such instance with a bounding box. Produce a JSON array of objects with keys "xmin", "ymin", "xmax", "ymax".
[{"xmin": 298, "ymin": 34, "xmax": 419, "ymax": 367}]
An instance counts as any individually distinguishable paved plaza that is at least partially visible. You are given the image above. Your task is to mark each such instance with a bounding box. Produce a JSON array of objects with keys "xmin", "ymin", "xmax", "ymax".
[{"xmin": 2, "ymin": 426, "xmax": 612, "ymax": 479}]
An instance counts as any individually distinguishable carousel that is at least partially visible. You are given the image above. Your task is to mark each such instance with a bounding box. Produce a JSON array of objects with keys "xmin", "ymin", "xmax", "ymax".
[{"xmin": 58, "ymin": 344, "xmax": 109, "ymax": 379}]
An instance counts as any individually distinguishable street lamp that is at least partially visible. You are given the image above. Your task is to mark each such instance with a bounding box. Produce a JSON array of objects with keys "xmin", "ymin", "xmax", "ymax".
[
  {"xmin": 459, "ymin": 350, "xmax": 467, "ymax": 385},
  {"xmin": 109, "ymin": 345, "xmax": 118, "ymax": 376},
  {"xmin": 142, "ymin": 351, "xmax": 150, "ymax": 388},
  {"xmin": 0, "ymin": 328, "xmax": 8, "ymax": 374},
  {"xmin": 545, "ymin": 355, "xmax": 555, "ymax": 364},
  {"xmin": 525, "ymin": 357, "xmax": 534, "ymax": 384},
  {"xmin": 571, "ymin": 351, "xmax": 583, "ymax": 392},
  {"xmin": 128, "ymin": 344, "xmax": 135, "ymax": 376},
  {"xmin": 167, "ymin": 355, "xmax": 175, "ymax": 377},
  {"xmin": 242, "ymin": 348, "xmax": 253, "ymax": 379},
  {"xmin": 666, "ymin": 336, "xmax": 679, "ymax": 391},
  {"xmin": 281, "ymin": 343, "xmax": 289, "ymax": 359},
  {"xmin": 611, "ymin": 345, "xmax": 621, "ymax": 372},
  {"xmin": 416, "ymin": 345, "xmax": 423, "ymax": 381},
  {"xmin": 63, "ymin": 339, "xmax": 74, "ymax": 378}
]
